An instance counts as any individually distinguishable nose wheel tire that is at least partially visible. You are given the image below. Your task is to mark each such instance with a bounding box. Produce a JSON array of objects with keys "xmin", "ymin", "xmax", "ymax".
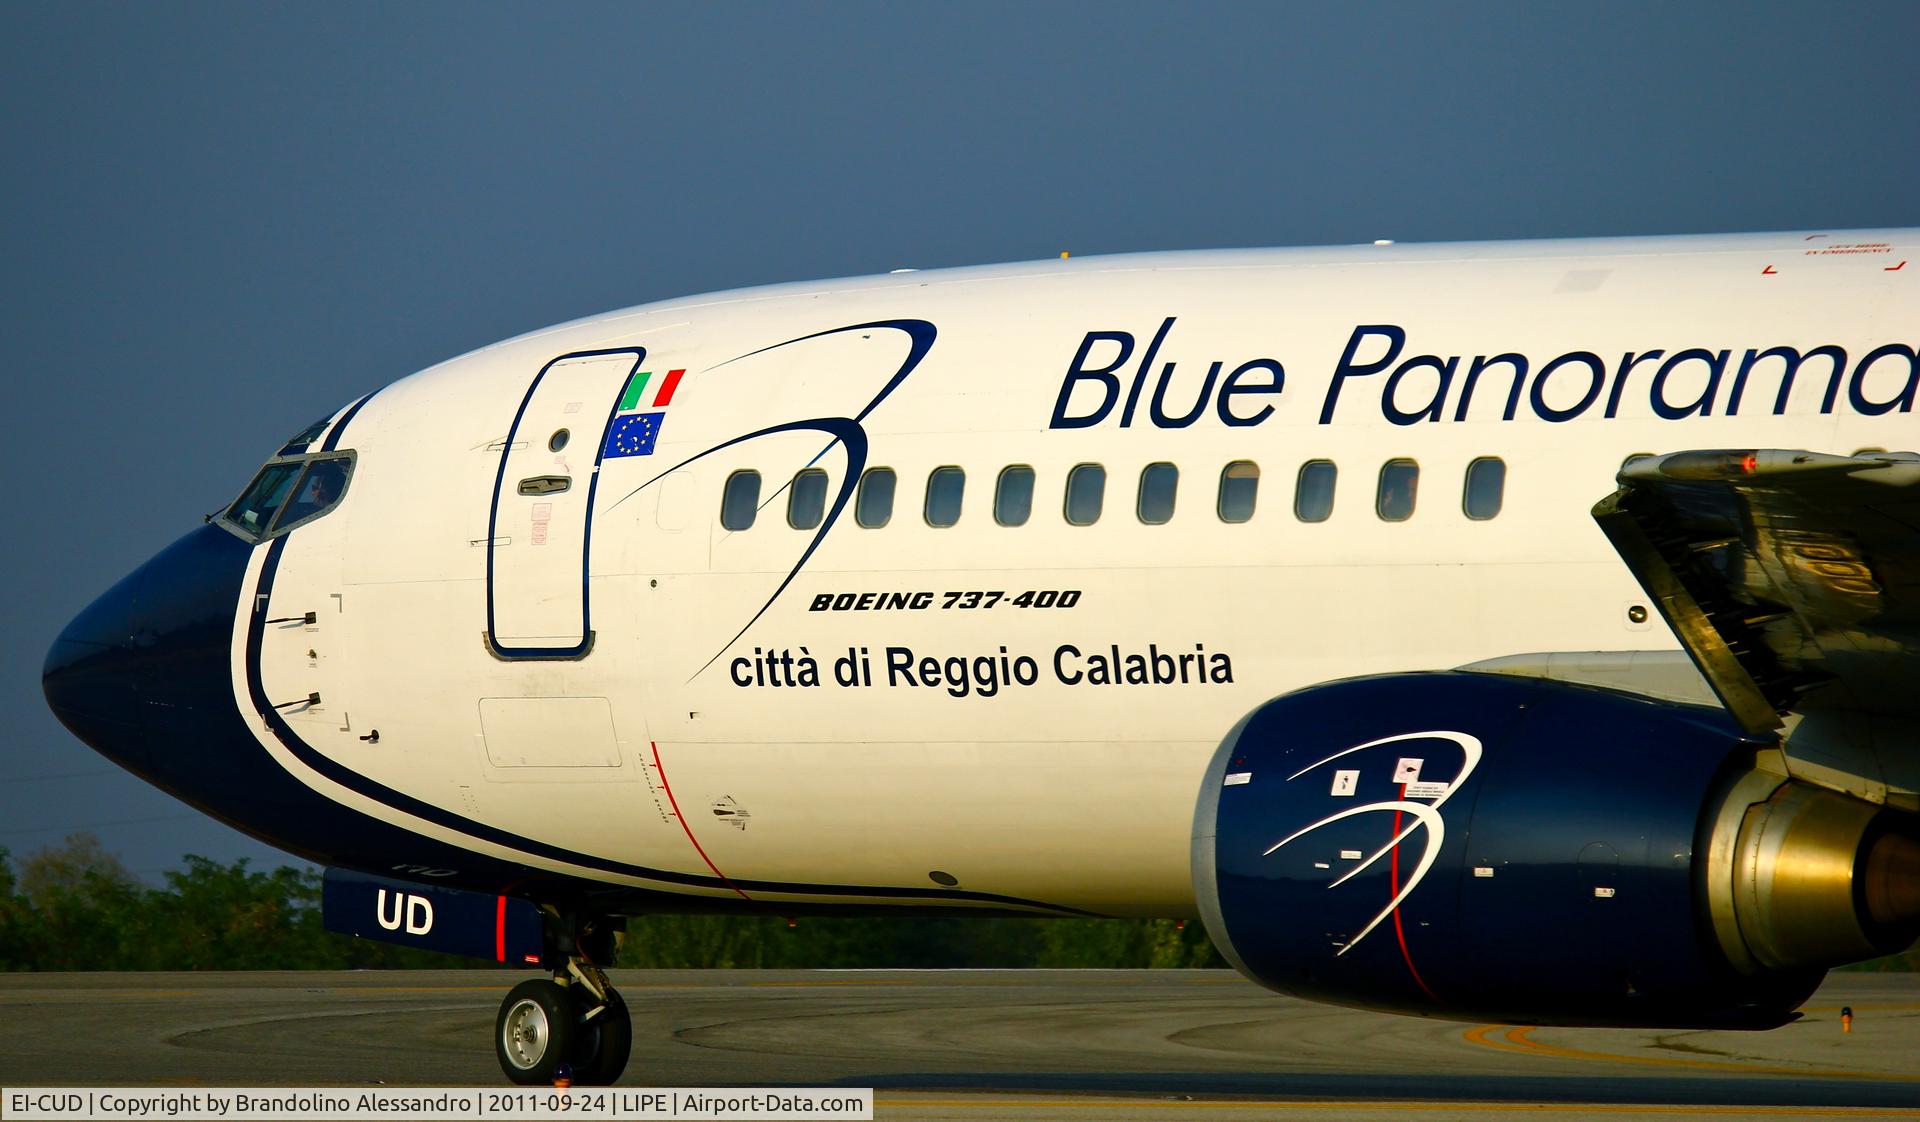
[
  {"xmin": 569, "ymin": 989, "xmax": 632, "ymax": 1086},
  {"xmin": 496, "ymin": 980, "xmax": 577, "ymax": 1085}
]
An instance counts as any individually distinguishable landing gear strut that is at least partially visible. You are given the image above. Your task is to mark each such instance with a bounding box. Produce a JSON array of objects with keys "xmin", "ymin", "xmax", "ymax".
[{"xmin": 495, "ymin": 915, "xmax": 632, "ymax": 1085}]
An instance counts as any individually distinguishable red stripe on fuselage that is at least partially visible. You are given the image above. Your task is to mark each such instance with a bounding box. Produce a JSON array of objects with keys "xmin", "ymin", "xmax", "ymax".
[{"xmin": 652, "ymin": 741, "xmax": 752, "ymax": 901}]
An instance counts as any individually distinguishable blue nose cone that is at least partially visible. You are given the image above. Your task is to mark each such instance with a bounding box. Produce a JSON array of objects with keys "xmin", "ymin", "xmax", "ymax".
[
  {"xmin": 44, "ymin": 554, "xmax": 154, "ymax": 771},
  {"xmin": 43, "ymin": 524, "xmax": 253, "ymax": 780}
]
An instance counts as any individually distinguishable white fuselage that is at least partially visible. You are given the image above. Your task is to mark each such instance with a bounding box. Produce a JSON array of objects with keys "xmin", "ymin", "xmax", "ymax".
[{"xmin": 237, "ymin": 231, "xmax": 1918, "ymax": 917}]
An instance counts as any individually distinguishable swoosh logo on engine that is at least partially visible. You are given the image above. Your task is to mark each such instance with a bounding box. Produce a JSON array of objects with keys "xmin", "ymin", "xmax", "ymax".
[{"xmin": 1262, "ymin": 730, "xmax": 1482, "ymax": 955}]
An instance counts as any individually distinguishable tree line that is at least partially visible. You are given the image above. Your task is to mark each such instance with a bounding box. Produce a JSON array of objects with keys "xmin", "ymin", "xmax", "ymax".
[{"xmin": 0, "ymin": 834, "xmax": 1222, "ymax": 972}]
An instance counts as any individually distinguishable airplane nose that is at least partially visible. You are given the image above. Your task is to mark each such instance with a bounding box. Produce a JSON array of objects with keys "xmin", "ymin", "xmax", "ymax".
[
  {"xmin": 44, "ymin": 556, "xmax": 153, "ymax": 770},
  {"xmin": 43, "ymin": 524, "xmax": 252, "ymax": 778}
]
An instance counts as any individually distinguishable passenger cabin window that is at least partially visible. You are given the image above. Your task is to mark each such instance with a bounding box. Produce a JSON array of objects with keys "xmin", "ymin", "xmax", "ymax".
[
  {"xmin": 1463, "ymin": 457, "xmax": 1505, "ymax": 520},
  {"xmin": 995, "ymin": 465, "xmax": 1035, "ymax": 526},
  {"xmin": 1218, "ymin": 461, "xmax": 1258, "ymax": 523},
  {"xmin": 1137, "ymin": 462, "xmax": 1178, "ymax": 524},
  {"xmin": 925, "ymin": 466, "xmax": 965, "ymax": 527},
  {"xmin": 1377, "ymin": 459, "xmax": 1419, "ymax": 521},
  {"xmin": 1294, "ymin": 460, "xmax": 1336, "ymax": 522},
  {"xmin": 855, "ymin": 467, "xmax": 896, "ymax": 528},
  {"xmin": 271, "ymin": 457, "xmax": 352, "ymax": 532},
  {"xmin": 720, "ymin": 470, "xmax": 761, "ymax": 531},
  {"xmin": 788, "ymin": 468, "xmax": 828, "ymax": 530},
  {"xmin": 225, "ymin": 462, "xmax": 304, "ymax": 536},
  {"xmin": 1065, "ymin": 463, "xmax": 1106, "ymax": 526}
]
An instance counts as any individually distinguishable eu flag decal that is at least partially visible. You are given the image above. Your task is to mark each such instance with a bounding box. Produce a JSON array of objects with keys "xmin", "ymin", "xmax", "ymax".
[
  {"xmin": 602, "ymin": 368, "xmax": 684, "ymax": 459},
  {"xmin": 604, "ymin": 411, "xmax": 664, "ymax": 458}
]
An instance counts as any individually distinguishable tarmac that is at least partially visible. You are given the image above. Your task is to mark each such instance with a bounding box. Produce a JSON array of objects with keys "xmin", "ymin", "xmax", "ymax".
[{"xmin": 0, "ymin": 969, "xmax": 1914, "ymax": 1120}]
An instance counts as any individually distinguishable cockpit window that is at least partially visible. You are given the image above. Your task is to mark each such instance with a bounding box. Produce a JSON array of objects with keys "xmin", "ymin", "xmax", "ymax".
[
  {"xmin": 224, "ymin": 462, "xmax": 304, "ymax": 536},
  {"xmin": 277, "ymin": 414, "xmax": 335, "ymax": 455},
  {"xmin": 219, "ymin": 452, "xmax": 356, "ymax": 542},
  {"xmin": 271, "ymin": 457, "xmax": 353, "ymax": 533}
]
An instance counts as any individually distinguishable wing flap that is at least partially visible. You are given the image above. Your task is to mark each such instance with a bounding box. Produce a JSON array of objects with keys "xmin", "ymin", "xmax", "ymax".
[{"xmin": 1593, "ymin": 450, "xmax": 1920, "ymax": 735}]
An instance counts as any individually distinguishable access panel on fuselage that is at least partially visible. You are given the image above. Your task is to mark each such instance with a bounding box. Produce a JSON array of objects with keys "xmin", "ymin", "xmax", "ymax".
[{"xmin": 486, "ymin": 349, "xmax": 644, "ymax": 659}]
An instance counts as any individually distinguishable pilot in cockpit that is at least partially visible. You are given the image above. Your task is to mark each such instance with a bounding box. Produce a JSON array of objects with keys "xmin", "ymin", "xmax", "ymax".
[{"xmin": 280, "ymin": 458, "xmax": 348, "ymax": 526}]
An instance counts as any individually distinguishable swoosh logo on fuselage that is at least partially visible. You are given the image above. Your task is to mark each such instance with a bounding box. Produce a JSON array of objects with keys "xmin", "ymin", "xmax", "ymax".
[{"xmin": 608, "ymin": 319, "xmax": 938, "ymax": 676}]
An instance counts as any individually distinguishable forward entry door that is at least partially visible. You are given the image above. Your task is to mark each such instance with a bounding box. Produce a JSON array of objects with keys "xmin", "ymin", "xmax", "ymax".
[{"xmin": 486, "ymin": 348, "xmax": 645, "ymax": 659}]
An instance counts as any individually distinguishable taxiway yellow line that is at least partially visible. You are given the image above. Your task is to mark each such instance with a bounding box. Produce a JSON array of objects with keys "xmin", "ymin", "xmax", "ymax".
[{"xmin": 1461, "ymin": 1024, "xmax": 1916, "ymax": 1081}]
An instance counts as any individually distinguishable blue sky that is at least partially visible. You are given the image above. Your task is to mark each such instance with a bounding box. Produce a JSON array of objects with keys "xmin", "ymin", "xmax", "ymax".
[{"xmin": 3, "ymin": 2, "xmax": 1916, "ymax": 878}]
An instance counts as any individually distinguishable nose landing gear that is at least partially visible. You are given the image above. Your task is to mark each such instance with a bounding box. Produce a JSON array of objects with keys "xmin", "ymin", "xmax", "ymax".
[
  {"xmin": 569, "ymin": 987, "xmax": 633, "ymax": 1086},
  {"xmin": 495, "ymin": 916, "xmax": 632, "ymax": 1086},
  {"xmin": 497, "ymin": 979, "xmax": 575, "ymax": 1082}
]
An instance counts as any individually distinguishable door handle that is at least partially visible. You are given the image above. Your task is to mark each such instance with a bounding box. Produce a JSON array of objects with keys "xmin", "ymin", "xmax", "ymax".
[{"xmin": 517, "ymin": 475, "xmax": 572, "ymax": 496}]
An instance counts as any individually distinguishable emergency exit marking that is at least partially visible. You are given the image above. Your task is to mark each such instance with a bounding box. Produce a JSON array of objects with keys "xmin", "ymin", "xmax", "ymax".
[
  {"xmin": 1330, "ymin": 769, "xmax": 1359, "ymax": 796},
  {"xmin": 1393, "ymin": 758, "xmax": 1423, "ymax": 784}
]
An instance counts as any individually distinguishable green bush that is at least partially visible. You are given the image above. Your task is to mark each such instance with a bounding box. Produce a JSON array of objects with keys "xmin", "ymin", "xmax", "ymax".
[
  {"xmin": 612, "ymin": 914, "xmax": 1224, "ymax": 970},
  {"xmin": 0, "ymin": 835, "xmax": 472, "ymax": 971}
]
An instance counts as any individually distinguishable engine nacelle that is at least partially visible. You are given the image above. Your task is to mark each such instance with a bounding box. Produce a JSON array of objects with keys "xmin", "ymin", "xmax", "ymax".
[{"xmin": 1192, "ymin": 672, "xmax": 1920, "ymax": 1028}]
